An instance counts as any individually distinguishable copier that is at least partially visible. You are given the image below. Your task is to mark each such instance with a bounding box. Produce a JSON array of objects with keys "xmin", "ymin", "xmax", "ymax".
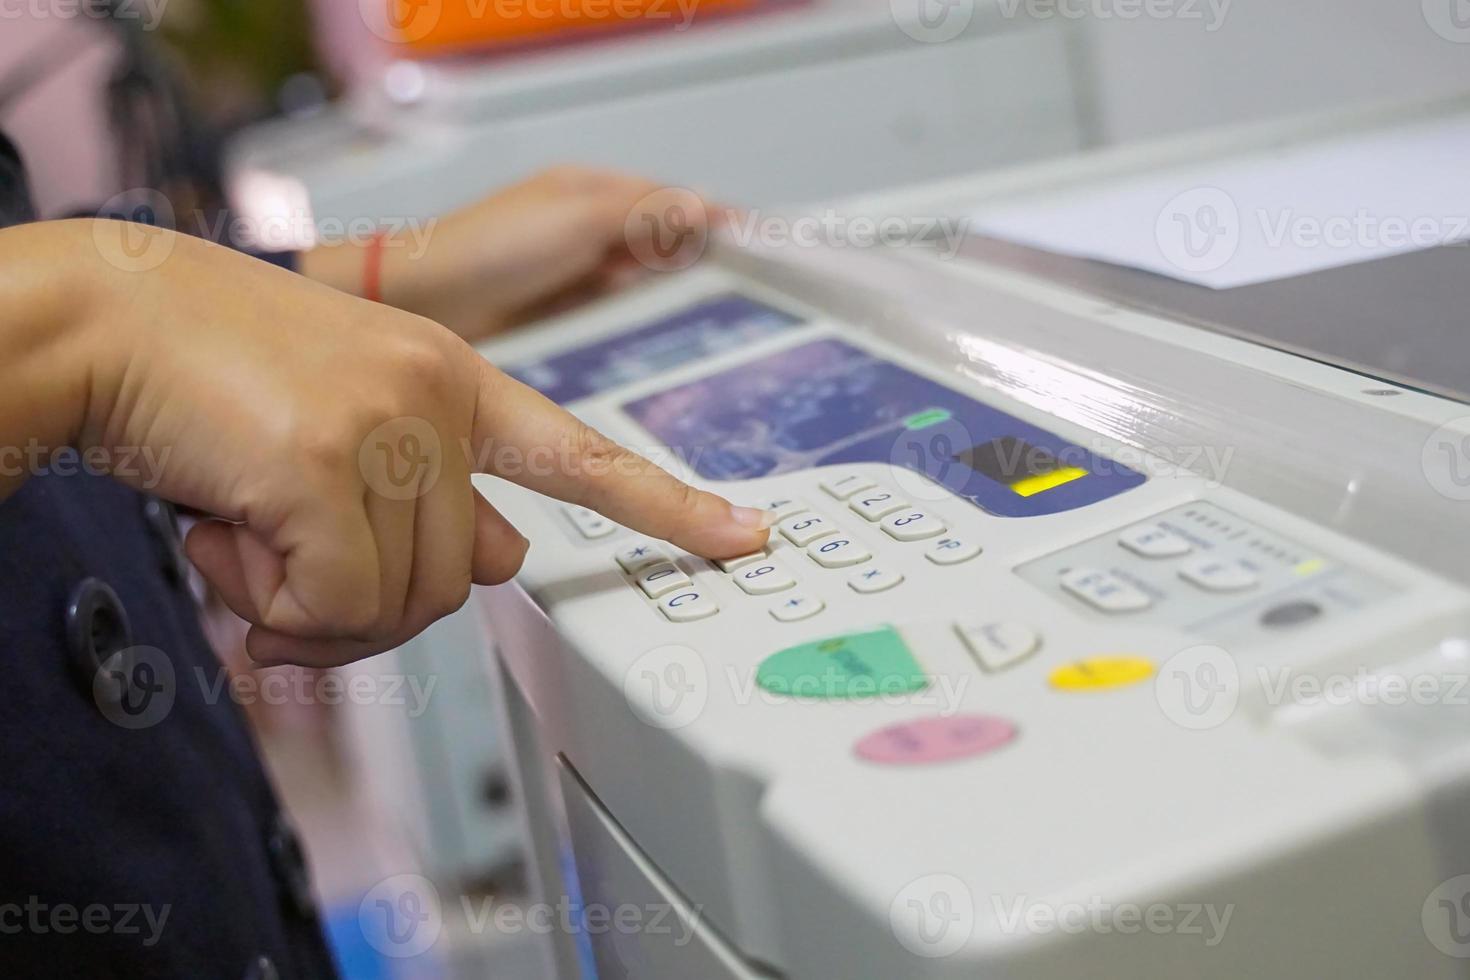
[{"xmin": 471, "ymin": 99, "xmax": 1470, "ymax": 978}]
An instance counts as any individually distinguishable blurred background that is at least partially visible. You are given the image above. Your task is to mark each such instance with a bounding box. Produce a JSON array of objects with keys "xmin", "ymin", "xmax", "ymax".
[{"xmin": 4, "ymin": 1, "xmax": 1469, "ymax": 977}]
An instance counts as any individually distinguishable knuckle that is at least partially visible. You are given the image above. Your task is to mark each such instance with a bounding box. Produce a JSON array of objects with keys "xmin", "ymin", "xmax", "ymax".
[{"xmin": 434, "ymin": 578, "xmax": 473, "ymax": 620}]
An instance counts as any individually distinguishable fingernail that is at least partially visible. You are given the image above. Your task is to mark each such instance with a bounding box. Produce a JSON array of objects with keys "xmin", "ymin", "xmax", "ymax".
[{"xmin": 729, "ymin": 505, "xmax": 777, "ymax": 530}]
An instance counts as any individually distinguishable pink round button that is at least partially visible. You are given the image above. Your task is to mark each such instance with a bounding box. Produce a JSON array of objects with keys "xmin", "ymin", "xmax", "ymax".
[{"xmin": 855, "ymin": 715, "xmax": 1017, "ymax": 766}]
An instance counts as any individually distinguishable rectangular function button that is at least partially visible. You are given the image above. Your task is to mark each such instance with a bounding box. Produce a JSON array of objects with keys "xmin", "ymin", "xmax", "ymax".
[
  {"xmin": 821, "ymin": 473, "xmax": 877, "ymax": 500},
  {"xmin": 615, "ymin": 541, "xmax": 668, "ymax": 573},
  {"xmin": 1119, "ymin": 523, "xmax": 1192, "ymax": 558},
  {"xmin": 807, "ymin": 535, "xmax": 872, "ymax": 568},
  {"xmin": 732, "ymin": 560, "xmax": 798, "ymax": 595},
  {"xmin": 659, "ymin": 588, "xmax": 719, "ymax": 623},
  {"xmin": 1179, "ymin": 556, "xmax": 1258, "ymax": 592},
  {"xmin": 956, "ymin": 621, "xmax": 1039, "ymax": 672},
  {"xmin": 779, "ymin": 512, "xmax": 839, "ymax": 547},
  {"xmin": 881, "ymin": 510, "xmax": 948, "ymax": 542},
  {"xmin": 636, "ymin": 561, "xmax": 693, "ymax": 599},
  {"xmin": 849, "ymin": 488, "xmax": 909, "ymax": 521},
  {"xmin": 1059, "ymin": 568, "xmax": 1153, "ymax": 612}
]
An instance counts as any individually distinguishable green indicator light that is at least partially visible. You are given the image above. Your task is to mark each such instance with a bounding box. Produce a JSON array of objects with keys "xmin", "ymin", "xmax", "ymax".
[{"xmin": 904, "ymin": 408, "xmax": 952, "ymax": 430}]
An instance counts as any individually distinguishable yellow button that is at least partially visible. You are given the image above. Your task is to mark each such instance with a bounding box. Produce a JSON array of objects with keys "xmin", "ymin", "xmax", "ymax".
[{"xmin": 1049, "ymin": 656, "xmax": 1155, "ymax": 691}]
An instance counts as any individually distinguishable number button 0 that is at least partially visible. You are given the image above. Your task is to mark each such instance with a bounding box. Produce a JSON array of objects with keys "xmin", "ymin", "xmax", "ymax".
[
  {"xmin": 881, "ymin": 511, "xmax": 947, "ymax": 542},
  {"xmin": 636, "ymin": 561, "xmax": 693, "ymax": 599},
  {"xmin": 849, "ymin": 488, "xmax": 909, "ymax": 522},
  {"xmin": 807, "ymin": 536, "xmax": 872, "ymax": 568},
  {"xmin": 734, "ymin": 561, "xmax": 798, "ymax": 595},
  {"xmin": 779, "ymin": 512, "xmax": 838, "ymax": 547}
]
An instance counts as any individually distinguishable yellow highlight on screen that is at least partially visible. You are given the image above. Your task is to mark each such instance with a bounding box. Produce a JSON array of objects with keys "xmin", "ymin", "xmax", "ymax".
[{"xmin": 1009, "ymin": 466, "xmax": 1089, "ymax": 497}]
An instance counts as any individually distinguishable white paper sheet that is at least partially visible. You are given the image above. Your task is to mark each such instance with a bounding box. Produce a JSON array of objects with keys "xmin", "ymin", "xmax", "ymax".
[{"xmin": 969, "ymin": 115, "xmax": 1470, "ymax": 289}]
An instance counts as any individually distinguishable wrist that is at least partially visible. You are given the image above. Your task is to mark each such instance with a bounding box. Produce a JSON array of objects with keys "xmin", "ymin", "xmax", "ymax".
[{"xmin": 0, "ymin": 221, "xmax": 117, "ymax": 464}]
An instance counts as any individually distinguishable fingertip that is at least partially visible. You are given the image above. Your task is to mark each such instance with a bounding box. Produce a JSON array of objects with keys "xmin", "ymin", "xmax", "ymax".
[{"xmin": 668, "ymin": 497, "xmax": 774, "ymax": 559}]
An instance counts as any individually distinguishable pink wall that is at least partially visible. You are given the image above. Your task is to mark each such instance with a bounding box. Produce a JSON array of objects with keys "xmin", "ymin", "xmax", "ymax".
[{"xmin": 0, "ymin": 20, "xmax": 125, "ymax": 216}]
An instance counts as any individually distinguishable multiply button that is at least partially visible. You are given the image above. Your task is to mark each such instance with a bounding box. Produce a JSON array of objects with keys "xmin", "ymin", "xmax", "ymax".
[
  {"xmin": 956, "ymin": 621, "xmax": 1039, "ymax": 672},
  {"xmin": 1059, "ymin": 568, "xmax": 1153, "ymax": 613},
  {"xmin": 615, "ymin": 541, "xmax": 667, "ymax": 573},
  {"xmin": 733, "ymin": 560, "xmax": 797, "ymax": 595},
  {"xmin": 1049, "ymin": 656, "xmax": 1154, "ymax": 691},
  {"xmin": 821, "ymin": 473, "xmax": 877, "ymax": 500},
  {"xmin": 849, "ymin": 487, "xmax": 909, "ymax": 521},
  {"xmin": 756, "ymin": 627, "xmax": 928, "ymax": 699},
  {"xmin": 1180, "ymin": 556, "xmax": 1258, "ymax": 592},
  {"xmin": 636, "ymin": 561, "xmax": 692, "ymax": 599},
  {"xmin": 807, "ymin": 536, "xmax": 871, "ymax": 568},
  {"xmin": 770, "ymin": 593, "xmax": 825, "ymax": 622},
  {"xmin": 881, "ymin": 510, "xmax": 947, "ymax": 542},
  {"xmin": 1119, "ymin": 523, "xmax": 1192, "ymax": 558},
  {"xmin": 659, "ymin": 589, "xmax": 719, "ymax": 623},
  {"xmin": 848, "ymin": 566, "xmax": 904, "ymax": 594},
  {"xmin": 925, "ymin": 537, "xmax": 981, "ymax": 565},
  {"xmin": 779, "ymin": 512, "xmax": 838, "ymax": 547}
]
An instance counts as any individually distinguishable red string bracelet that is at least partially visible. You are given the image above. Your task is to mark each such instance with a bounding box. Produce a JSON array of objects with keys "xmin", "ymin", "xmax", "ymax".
[{"xmin": 362, "ymin": 230, "xmax": 387, "ymax": 304}]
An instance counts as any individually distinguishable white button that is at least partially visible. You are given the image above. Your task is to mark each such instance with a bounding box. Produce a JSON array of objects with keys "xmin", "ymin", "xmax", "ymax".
[
  {"xmin": 821, "ymin": 473, "xmax": 876, "ymax": 500},
  {"xmin": 753, "ymin": 496, "xmax": 808, "ymax": 520},
  {"xmin": 1060, "ymin": 567, "xmax": 1153, "ymax": 612},
  {"xmin": 848, "ymin": 566, "xmax": 904, "ymax": 594},
  {"xmin": 733, "ymin": 560, "xmax": 798, "ymax": 595},
  {"xmin": 881, "ymin": 510, "xmax": 948, "ymax": 542},
  {"xmin": 925, "ymin": 537, "xmax": 982, "ymax": 565},
  {"xmin": 807, "ymin": 535, "xmax": 872, "ymax": 568},
  {"xmin": 659, "ymin": 589, "xmax": 719, "ymax": 623},
  {"xmin": 615, "ymin": 541, "xmax": 667, "ymax": 573},
  {"xmin": 849, "ymin": 488, "xmax": 909, "ymax": 521},
  {"xmin": 956, "ymin": 621, "xmax": 1040, "ymax": 672},
  {"xmin": 1119, "ymin": 523, "xmax": 1192, "ymax": 559},
  {"xmin": 779, "ymin": 512, "xmax": 839, "ymax": 547},
  {"xmin": 770, "ymin": 593, "xmax": 825, "ymax": 622},
  {"xmin": 636, "ymin": 561, "xmax": 692, "ymax": 599},
  {"xmin": 563, "ymin": 505, "xmax": 617, "ymax": 539},
  {"xmin": 1179, "ymin": 556, "xmax": 1258, "ymax": 592},
  {"xmin": 714, "ymin": 549, "xmax": 768, "ymax": 572}
]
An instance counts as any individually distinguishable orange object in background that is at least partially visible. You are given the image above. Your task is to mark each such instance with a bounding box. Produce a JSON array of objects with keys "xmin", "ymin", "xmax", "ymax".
[{"xmin": 379, "ymin": 0, "xmax": 767, "ymax": 55}]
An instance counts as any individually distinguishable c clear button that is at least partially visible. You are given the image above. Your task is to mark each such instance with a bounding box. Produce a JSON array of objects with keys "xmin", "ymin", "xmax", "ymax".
[{"xmin": 1049, "ymin": 656, "xmax": 1155, "ymax": 691}]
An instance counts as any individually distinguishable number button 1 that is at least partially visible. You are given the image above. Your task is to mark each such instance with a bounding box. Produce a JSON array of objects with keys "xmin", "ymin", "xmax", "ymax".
[{"xmin": 734, "ymin": 560, "xmax": 798, "ymax": 595}]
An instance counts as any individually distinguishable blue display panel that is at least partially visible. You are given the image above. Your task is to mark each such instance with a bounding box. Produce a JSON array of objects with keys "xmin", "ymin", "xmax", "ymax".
[
  {"xmin": 623, "ymin": 338, "xmax": 1146, "ymax": 517},
  {"xmin": 506, "ymin": 293, "xmax": 803, "ymax": 404}
]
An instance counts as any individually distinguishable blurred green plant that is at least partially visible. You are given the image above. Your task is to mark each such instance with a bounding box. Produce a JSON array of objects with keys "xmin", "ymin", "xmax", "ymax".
[{"xmin": 157, "ymin": 0, "xmax": 322, "ymax": 120}]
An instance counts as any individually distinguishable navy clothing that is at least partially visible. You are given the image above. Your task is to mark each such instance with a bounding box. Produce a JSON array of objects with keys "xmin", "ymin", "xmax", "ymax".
[{"xmin": 0, "ymin": 136, "xmax": 338, "ymax": 978}]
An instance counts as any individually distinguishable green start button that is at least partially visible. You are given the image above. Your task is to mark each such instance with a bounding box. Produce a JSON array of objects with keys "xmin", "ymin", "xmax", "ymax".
[{"xmin": 756, "ymin": 627, "xmax": 930, "ymax": 700}]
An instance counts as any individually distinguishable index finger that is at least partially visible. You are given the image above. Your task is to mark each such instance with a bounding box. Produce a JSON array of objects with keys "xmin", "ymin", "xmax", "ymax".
[{"xmin": 471, "ymin": 361, "xmax": 773, "ymax": 558}]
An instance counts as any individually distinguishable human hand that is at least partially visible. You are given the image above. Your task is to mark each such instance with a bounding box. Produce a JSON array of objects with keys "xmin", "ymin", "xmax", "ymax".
[
  {"xmin": 299, "ymin": 167, "xmax": 723, "ymax": 342},
  {"xmin": 5, "ymin": 219, "xmax": 770, "ymax": 667}
]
